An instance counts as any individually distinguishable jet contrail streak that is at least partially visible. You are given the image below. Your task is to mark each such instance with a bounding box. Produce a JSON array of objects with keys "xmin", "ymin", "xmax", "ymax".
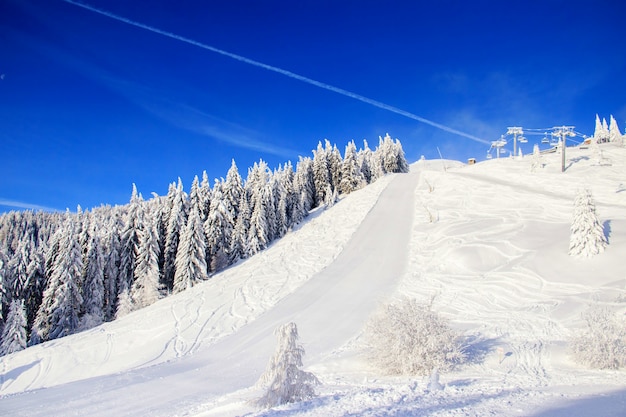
[{"xmin": 63, "ymin": 0, "xmax": 490, "ymax": 145}]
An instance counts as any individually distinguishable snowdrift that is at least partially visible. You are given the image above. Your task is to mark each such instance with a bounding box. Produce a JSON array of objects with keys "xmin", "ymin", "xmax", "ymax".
[{"xmin": 1, "ymin": 144, "xmax": 625, "ymax": 416}]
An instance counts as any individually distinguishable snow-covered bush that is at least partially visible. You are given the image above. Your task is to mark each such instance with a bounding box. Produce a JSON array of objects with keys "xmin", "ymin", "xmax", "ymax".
[
  {"xmin": 256, "ymin": 322, "xmax": 320, "ymax": 408},
  {"xmin": 568, "ymin": 188, "xmax": 607, "ymax": 258},
  {"xmin": 570, "ymin": 306, "xmax": 626, "ymax": 370},
  {"xmin": 366, "ymin": 297, "xmax": 465, "ymax": 375}
]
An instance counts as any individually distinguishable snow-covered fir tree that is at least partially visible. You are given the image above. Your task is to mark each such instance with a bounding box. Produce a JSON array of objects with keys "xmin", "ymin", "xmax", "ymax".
[
  {"xmin": 102, "ymin": 211, "xmax": 122, "ymax": 321},
  {"xmin": 357, "ymin": 139, "xmax": 374, "ymax": 184},
  {"xmin": 131, "ymin": 210, "xmax": 161, "ymax": 308},
  {"xmin": 230, "ymin": 192, "xmax": 251, "ymax": 262},
  {"xmin": 224, "ymin": 159, "xmax": 244, "ymax": 222},
  {"xmin": 324, "ymin": 183, "xmax": 338, "ymax": 208},
  {"xmin": 256, "ymin": 322, "xmax": 319, "ymax": 408},
  {"xmin": 339, "ymin": 140, "xmax": 365, "ymax": 194},
  {"xmin": 609, "ymin": 115, "xmax": 624, "ymax": 146},
  {"xmin": 163, "ymin": 179, "xmax": 187, "ymax": 290},
  {"xmin": 205, "ymin": 179, "xmax": 234, "ymax": 272},
  {"xmin": 81, "ymin": 224, "xmax": 105, "ymax": 328},
  {"xmin": 328, "ymin": 141, "xmax": 342, "ymax": 192},
  {"xmin": 312, "ymin": 141, "xmax": 331, "ymax": 207},
  {"xmin": 294, "ymin": 156, "xmax": 315, "ymax": 213},
  {"xmin": 247, "ymin": 186, "xmax": 270, "ymax": 256},
  {"xmin": 33, "ymin": 216, "xmax": 84, "ymax": 342},
  {"xmin": 173, "ymin": 202, "xmax": 208, "ymax": 293},
  {"xmin": 118, "ymin": 185, "xmax": 145, "ymax": 299},
  {"xmin": 530, "ymin": 143, "xmax": 542, "ymax": 172},
  {"xmin": 0, "ymin": 299, "xmax": 27, "ymax": 356},
  {"xmin": 569, "ymin": 188, "xmax": 607, "ymax": 258},
  {"xmin": 115, "ymin": 288, "xmax": 133, "ymax": 319}
]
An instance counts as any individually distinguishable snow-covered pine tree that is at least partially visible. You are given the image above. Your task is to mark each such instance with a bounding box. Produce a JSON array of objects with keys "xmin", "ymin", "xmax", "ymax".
[
  {"xmin": 247, "ymin": 184, "xmax": 269, "ymax": 256},
  {"xmin": 312, "ymin": 141, "xmax": 331, "ymax": 207},
  {"xmin": 118, "ymin": 185, "xmax": 145, "ymax": 299},
  {"xmin": 115, "ymin": 288, "xmax": 133, "ymax": 319},
  {"xmin": 609, "ymin": 115, "xmax": 623, "ymax": 146},
  {"xmin": 0, "ymin": 299, "xmax": 27, "ymax": 356},
  {"xmin": 324, "ymin": 183, "xmax": 338, "ymax": 208},
  {"xmin": 6, "ymin": 234, "xmax": 34, "ymax": 302},
  {"xmin": 103, "ymin": 211, "xmax": 122, "ymax": 321},
  {"xmin": 328, "ymin": 141, "xmax": 342, "ymax": 193},
  {"xmin": 163, "ymin": 178, "xmax": 187, "ymax": 290},
  {"xmin": 199, "ymin": 171, "xmax": 212, "ymax": 222},
  {"xmin": 204, "ymin": 179, "xmax": 233, "ymax": 273},
  {"xmin": 339, "ymin": 140, "xmax": 365, "ymax": 194},
  {"xmin": 357, "ymin": 139, "xmax": 374, "ymax": 184},
  {"xmin": 224, "ymin": 159, "xmax": 244, "ymax": 223},
  {"xmin": 131, "ymin": 210, "xmax": 161, "ymax": 308},
  {"xmin": 294, "ymin": 156, "xmax": 315, "ymax": 212},
  {"xmin": 530, "ymin": 143, "xmax": 542, "ymax": 172},
  {"xmin": 569, "ymin": 188, "xmax": 607, "ymax": 258},
  {"xmin": 230, "ymin": 192, "xmax": 251, "ymax": 262},
  {"xmin": 173, "ymin": 202, "xmax": 207, "ymax": 293},
  {"xmin": 602, "ymin": 117, "xmax": 610, "ymax": 142},
  {"xmin": 81, "ymin": 223, "xmax": 105, "ymax": 328},
  {"xmin": 256, "ymin": 322, "xmax": 319, "ymax": 408},
  {"xmin": 23, "ymin": 243, "xmax": 46, "ymax": 332},
  {"xmin": 43, "ymin": 216, "xmax": 84, "ymax": 341}
]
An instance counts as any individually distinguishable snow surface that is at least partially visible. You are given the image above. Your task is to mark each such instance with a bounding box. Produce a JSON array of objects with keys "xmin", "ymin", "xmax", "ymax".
[{"xmin": 1, "ymin": 144, "xmax": 626, "ymax": 416}]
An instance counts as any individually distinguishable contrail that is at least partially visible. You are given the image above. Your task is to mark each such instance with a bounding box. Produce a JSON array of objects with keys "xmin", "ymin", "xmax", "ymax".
[{"xmin": 63, "ymin": 0, "xmax": 489, "ymax": 145}]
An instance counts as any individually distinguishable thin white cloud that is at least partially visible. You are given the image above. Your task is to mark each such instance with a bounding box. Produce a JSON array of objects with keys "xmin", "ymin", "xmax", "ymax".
[{"xmin": 0, "ymin": 199, "xmax": 59, "ymax": 212}]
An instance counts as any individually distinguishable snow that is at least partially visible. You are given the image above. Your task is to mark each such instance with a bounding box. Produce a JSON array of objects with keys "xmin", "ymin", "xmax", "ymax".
[{"xmin": 1, "ymin": 144, "xmax": 626, "ymax": 416}]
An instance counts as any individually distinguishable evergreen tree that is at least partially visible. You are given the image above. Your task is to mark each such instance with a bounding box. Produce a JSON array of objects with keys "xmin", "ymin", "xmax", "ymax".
[
  {"xmin": 328, "ymin": 141, "xmax": 342, "ymax": 192},
  {"xmin": 312, "ymin": 141, "xmax": 330, "ymax": 207},
  {"xmin": 358, "ymin": 139, "xmax": 374, "ymax": 184},
  {"xmin": 131, "ymin": 210, "xmax": 161, "ymax": 309},
  {"xmin": 33, "ymin": 217, "xmax": 84, "ymax": 342},
  {"xmin": 569, "ymin": 188, "xmax": 607, "ymax": 258},
  {"xmin": 81, "ymin": 224, "xmax": 105, "ymax": 328},
  {"xmin": 204, "ymin": 179, "xmax": 233, "ymax": 272},
  {"xmin": 530, "ymin": 143, "xmax": 542, "ymax": 172},
  {"xmin": 115, "ymin": 288, "xmax": 133, "ymax": 319},
  {"xmin": 118, "ymin": 185, "xmax": 144, "ymax": 298},
  {"xmin": 0, "ymin": 299, "xmax": 27, "ymax": 356},
  {"xmin": 609, "ymin": 115, "xmax": 623, "ymax": 146},
  {"xmin": 339, "ymin": 140, "xmax": 365, "ymax": 194},
  {"xmin": 163, "ymin": 179, "xmax": 187, "ymax": 290},
  {"xmin": 248, "ymin": 186, "xmax": 269, "ymax": 256},
  {"xmin": 294, "ymin": 156, "xmax": 315, "ymax": 213},
  {"xmin": 199, "ymin": 171, "xmax": 212, "ymax": 222},
  {"xmin": 256, "ymin": 322, "xmax": 319, "ymax": 408},
  {"xmin": 230, "ymin": 192, "xmax": 251, "ymax": 262},
  {"xmin": 324, "ymin": 183, "xmax": 338, "ymax": 208},
  {"xmin": 103, "ymin": 211, "xmax": 122, "ymax": 321},
  {"xmin": 224, "ymin": 159, "xmax": 244, "ymax": 221},
  {"xmin": 173, "ymin": 203, "xmax": 208, "ymax": 293}
]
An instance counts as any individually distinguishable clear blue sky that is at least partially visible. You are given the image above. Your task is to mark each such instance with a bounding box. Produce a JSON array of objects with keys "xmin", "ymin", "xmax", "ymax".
[{"xmin": 1, "ymin": 0, "xmax": 625, "ymax": 212}]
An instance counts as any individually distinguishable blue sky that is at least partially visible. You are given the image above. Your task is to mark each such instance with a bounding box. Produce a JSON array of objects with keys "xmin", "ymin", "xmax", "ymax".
[{"xmin": 1, "ymin": 0, "xmax": 625, "ymax": 213}]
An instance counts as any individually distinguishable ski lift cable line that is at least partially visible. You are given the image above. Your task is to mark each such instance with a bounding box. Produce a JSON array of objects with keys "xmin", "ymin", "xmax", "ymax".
[{"xmin": 62, "ymin": 0, "xmax": 491, "ymax": 146}]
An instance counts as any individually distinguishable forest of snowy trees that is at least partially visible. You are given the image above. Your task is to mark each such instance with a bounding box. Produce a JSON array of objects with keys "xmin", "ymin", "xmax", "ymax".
[{"xmin": 0, "ymin": 134, "xmax": 409, "ymax": 353}]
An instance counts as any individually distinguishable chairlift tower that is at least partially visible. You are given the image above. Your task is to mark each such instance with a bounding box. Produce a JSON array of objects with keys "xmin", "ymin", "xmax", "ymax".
[
  {"xmin": 552, "ymin": 126, "xmax": 576, "ymax": 172},
  {"xmin": 507, "ymin": 127, "xmax": 524, "ymax": 159}
]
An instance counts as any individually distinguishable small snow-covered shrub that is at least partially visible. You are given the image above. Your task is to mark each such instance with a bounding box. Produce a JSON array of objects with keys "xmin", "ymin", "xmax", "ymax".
[
  {"xmin": 256, "ymin": 322, "xmax": 320, "ymax": 408},
  {"xmin": 570, "ymin": 306, "xmax": 626, "ymax": 370},
  {"xmin": 569, "ymin": 188, "xmax": 607, "ymax": 258},
  {"xmin": 366, "ymin": 297, "xmax": 465, "ymax": 375}
]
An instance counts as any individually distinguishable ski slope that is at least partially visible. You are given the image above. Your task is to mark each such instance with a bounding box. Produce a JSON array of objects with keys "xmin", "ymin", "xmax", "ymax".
[{"xmin": 1, "ymin": 144, "xmax": 626, "ymax": 416}]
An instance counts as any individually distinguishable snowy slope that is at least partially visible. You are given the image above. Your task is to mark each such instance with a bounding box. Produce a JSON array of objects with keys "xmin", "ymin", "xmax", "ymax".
[{"xmin": 1, "ymin": 144, "xmax": 626, "ymax": 416}]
